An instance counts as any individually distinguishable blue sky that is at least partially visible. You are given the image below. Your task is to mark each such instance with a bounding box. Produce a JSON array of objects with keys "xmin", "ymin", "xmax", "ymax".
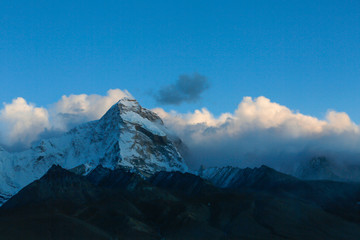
[{"xmin": 1, "ymin": 0, "xmax": 360, "ymax": 121}]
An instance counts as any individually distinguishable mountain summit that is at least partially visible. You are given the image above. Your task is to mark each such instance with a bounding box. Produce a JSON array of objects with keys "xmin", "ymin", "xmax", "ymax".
[{"xmin": 0, "ymin": 97, "xmax": 188, "ymax": 203}]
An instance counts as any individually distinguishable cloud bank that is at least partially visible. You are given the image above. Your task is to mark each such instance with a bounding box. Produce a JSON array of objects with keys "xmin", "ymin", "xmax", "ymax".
[
  {"xmin": 2, "ymin": 89, "xmax": 360, "ymax": 175},
  {"xmin": 0, "ymin": 89, "xmax": 132, "ymax": 151},
  {"xmin": 154, "ymin": 73, "xmax": 210, "ymax": 105},
  {"xmin": 153, "ymin": 96, "xmax": 360, "ymax": 173}
]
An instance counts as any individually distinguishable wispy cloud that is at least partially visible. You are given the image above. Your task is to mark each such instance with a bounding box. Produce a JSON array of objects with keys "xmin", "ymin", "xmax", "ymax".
[{"xmin": 154, "ymin": 73, "xmax": 210, "ymax": 105}]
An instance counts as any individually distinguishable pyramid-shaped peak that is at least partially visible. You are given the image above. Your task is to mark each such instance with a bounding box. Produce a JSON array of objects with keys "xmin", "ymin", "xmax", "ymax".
[
  {"xmin": 99, "ymin": 97, "xmax": 140, "ymax": 121},
  {"xmin": 97, "ymin": 97, "xmax": 168, "ymax": 139},
  {"xmin": 0, "ymin": 97, "xmax": 188, "ymax": 205},
  {"xmin": 117, "ymin": 98, "xmax": 146, "ymax": 115},
  {"xmin": 100, "ymin": 97, "xmax": 163, "ymax": 125},
  {"xmin": 117, "ymin": 97, "xmax": 139, "ymax": 108}
]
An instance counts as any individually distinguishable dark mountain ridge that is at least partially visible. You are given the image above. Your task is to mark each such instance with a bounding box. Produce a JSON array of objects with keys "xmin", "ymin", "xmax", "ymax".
[{"xmin": 2, "ymin": 164, "xmax": 360, "ymax": 239}]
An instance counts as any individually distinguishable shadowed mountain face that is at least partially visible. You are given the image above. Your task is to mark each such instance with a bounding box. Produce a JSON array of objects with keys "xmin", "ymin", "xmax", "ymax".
[
  {"xmin": 202, "ymin": 165, "xmax": 360, "ymax": 222},
  {"xmin": 2, "ymin": 165, "xmax": 360, "ymax": 239},
  {"xmin": 201, "ymin": 165, "xmax": 302, "ymax": 190}
]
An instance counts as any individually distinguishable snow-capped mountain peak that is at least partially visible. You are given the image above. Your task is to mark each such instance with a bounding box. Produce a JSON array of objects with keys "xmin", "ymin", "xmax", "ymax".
[{"xmin": 0, "ymin": 97, "xmax": 188, "ymax": 204}]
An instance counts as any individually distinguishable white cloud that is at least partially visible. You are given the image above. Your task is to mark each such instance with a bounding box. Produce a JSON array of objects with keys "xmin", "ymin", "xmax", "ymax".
[
  {"xmin": 153, "ymin": 96, "xmax": 360, "ymax": 170},
  {"xmin": 154, "ymin": 96, "xmax": 360, "ymax": 141},
  {"xmin": 0, "ymin": 98, "xmax": 50, "ymax": 148},
  {"xmin": 51, "ymin": 89, "xmax": 132, "ymax": 130},
  {"xmin": 325, "ymin": 110, "xmax": 359, "ymax": 133}
]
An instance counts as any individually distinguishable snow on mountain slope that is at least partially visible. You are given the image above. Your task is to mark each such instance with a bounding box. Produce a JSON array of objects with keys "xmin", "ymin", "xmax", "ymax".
[{"xmin": 0, "ymin": 97, "xmax": 188, "ymax": 204}]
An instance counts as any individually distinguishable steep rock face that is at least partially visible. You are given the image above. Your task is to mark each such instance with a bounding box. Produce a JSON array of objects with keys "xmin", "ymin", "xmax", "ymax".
[{"xmin": 0, "ymin": 98, "xmax": 188, "ymax": 204}]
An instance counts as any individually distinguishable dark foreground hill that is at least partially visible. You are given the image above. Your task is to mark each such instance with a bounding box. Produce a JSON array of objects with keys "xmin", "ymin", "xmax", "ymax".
[{"xmin": 1, "ymin": 165, "xmax": 360, "ymax": 240}]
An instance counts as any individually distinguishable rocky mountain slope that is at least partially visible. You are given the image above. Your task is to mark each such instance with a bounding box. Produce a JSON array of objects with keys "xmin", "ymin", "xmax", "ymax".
[
  {"xmin": 0, "ymin": 97, "xmax": 188, "ymax": 204},
  {"xmin": 201, "ymin": 165, "xmax": 360, "ymax": 223},
  {"xmin": 2, "ymin": 165, "xmax": 360, "ymax": 239}
]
